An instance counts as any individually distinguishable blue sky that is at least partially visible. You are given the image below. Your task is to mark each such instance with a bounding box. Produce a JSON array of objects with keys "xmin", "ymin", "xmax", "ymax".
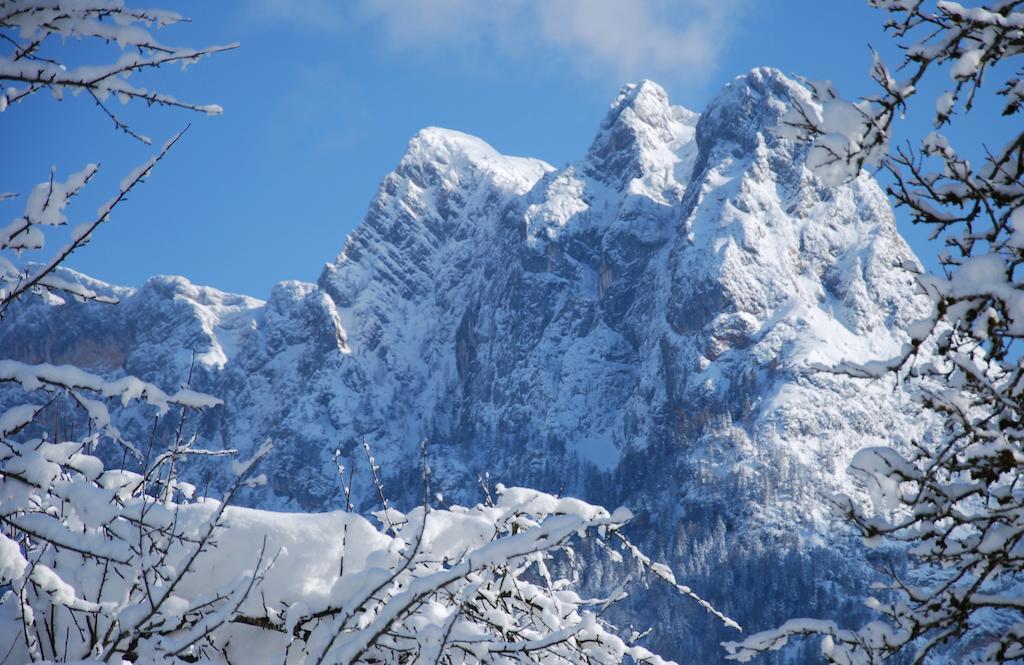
[{"xmin": 1, "ymin": 1, "xmax": 965, "ymax": 298}]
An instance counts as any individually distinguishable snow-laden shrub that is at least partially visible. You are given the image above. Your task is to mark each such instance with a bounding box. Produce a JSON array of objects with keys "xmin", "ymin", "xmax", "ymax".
[{"xmin": 0, "ymin": 408, "xmax": 736, "ymax": 664}]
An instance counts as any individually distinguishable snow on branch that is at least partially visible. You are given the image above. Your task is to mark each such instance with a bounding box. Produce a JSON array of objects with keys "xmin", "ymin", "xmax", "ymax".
[
  {"xmin": 0, "ymin": 126, "xmax": 186, "ymax": 319},
  {"xmin": 0, "ymin": 0, "xmax": 238, "ymax": 143}
]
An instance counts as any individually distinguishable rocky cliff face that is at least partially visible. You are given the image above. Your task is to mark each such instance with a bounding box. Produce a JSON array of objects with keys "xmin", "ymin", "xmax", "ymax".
[{"xmin": 0, "ymin": 68, "xmax": 932, "ymax": 662}]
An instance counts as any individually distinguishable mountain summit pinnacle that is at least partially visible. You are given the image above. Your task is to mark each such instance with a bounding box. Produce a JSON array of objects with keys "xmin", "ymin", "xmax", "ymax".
[
  {"xmin": 585, "ymin": 79, "xmax": 697, "ymax": 190},
  {"xmin": 600, "ymin": 80, "xmax": 679, "ymax": 134},
  {"xmin": 396, "ymin": 126, "xmax": 552, "ymax": 195},
  {"xmin": 697, "ymin": 67, "xmax": 811, "ymax": 154}
]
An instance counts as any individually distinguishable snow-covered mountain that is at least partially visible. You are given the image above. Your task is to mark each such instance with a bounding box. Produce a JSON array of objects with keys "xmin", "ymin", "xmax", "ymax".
[{"xmin": 0, "ymin": 68, "xmax": 932, "ymax": 662}]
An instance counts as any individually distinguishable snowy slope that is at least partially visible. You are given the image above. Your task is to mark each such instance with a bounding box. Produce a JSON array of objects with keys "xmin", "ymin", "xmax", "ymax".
[{"xmin": 0, "ymin": 68, "xmax": 933, "ymax": 662}]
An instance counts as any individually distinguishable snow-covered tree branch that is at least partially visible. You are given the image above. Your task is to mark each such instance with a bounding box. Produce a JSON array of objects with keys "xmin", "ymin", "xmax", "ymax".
[
  {"xmin": 725, "ymin": 2, "xmax": 1024, "ymax": 663},
  {"xmin": 0, "ymin": 0, "xmax": 237, "ymax": 143},
  {"xmin": 0, "ymin": 127, "xmax": 186, "ymax": 320}
]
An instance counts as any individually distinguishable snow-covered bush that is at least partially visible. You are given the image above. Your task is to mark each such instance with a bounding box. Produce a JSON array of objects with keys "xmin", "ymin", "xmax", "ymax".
[
  {"xmin": 725, "ymin": 2, "xmax": 1024, "ymax": 663},
  {"xmin": 1, "ymin": 414, "xmax": 738, "ymax": 664},
  {"xmin": 0, "ymin": 367, "xmax": 256, "ymax": 663}
]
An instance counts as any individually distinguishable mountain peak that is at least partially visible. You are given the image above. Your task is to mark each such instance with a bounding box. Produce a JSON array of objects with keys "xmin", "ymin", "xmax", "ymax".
[
  {"xmin": 697, "ymin": 67, "xmax": 810, "ymax": 154},
  {"xmin": 584, "ymin": 80, "xmax": 697, "ymax": 191},
  {"xmin": 404, "ymin": 127, "xmax": 502, "ymax": 164},
  {"xmin": 398, "ymin": 127, "xmax": 552, "ymax": 195},
  {"xmin": 601, "ymin": 80, "xmax": 672, "ymax": 131}
]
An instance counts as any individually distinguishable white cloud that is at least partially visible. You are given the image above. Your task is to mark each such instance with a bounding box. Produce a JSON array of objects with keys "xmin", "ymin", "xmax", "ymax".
[
  {"xmin": 535, "ymin": 0, "xmax": 741, "ymax": 81},
  {"xmin": 251, "ymin": 0, "xmax": 747, "ymax": 86}
]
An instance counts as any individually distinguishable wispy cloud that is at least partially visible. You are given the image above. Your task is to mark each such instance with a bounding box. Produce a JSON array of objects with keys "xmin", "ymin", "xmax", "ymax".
[
  {"xmin": 251, "ymin": 0, "xmax": 747, "ymax": 86},
  {"xmin": 536, "ymin": 0, "xmax": 743, "ymax": 81}
]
